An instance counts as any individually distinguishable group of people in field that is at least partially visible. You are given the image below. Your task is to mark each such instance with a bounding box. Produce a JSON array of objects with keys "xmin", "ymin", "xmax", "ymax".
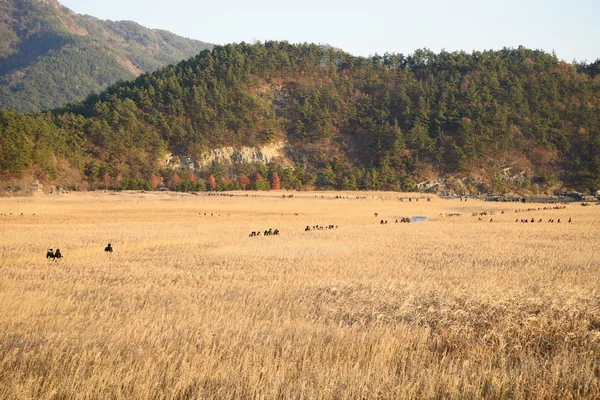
[
  {"xmin": 305, "ymin": 225, "xmax": 338, "ymax": 231},
  {"xmin": 472, "ymin": 203, "xmax": 572, "ymax": 222},
  {"xmin": 46, "ymin": 243, "xmax": 113, "ymax": 261},
  {"xmin": 398, "ymin": 197, "xmax": 430, "ymax": 202},
  {"xmin": 377, "ymin": 217, "xmax": 411, "ymax": 224},
  {"xmin": 46, "ymin": 248, "xmax": 62, "ymax": 260},
  {"xmin": 249, "ymin": 229, "xmax": 279, "ymax": 237},
  {"xmin": 514, "ymin": 205, "xmax": 568, "ymax": 214},
  {"xmin": 477, "ymin": 217, "xmax": 573, "ymax": 223},
  {"xmin": 516, "ymin": 218, "xmax": 572, "ymax": 223},
  {"xmin": 472, "ymin": 211, "xmax": 496, "ymax": 217}
]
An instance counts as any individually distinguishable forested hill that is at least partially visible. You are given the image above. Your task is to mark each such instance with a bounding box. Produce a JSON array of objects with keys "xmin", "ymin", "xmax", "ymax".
[
  {"xmin": 0, "ymin": 0, "xmax": 212, "ymax": 112},
  {"xmin": 1, "ymin": 42, "xmax": 599, "ymax": 193}
]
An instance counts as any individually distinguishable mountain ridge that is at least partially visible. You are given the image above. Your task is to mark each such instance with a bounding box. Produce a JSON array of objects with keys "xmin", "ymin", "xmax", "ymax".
[{"xmin": 0, "ymin": 0, "xmax": 213, "ymax": 112}]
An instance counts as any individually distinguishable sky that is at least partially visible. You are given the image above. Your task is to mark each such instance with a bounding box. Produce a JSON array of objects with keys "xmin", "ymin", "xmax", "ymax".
[{"xmin": 59, "ymin": 0, "xmax": 600, "ymax": 63}]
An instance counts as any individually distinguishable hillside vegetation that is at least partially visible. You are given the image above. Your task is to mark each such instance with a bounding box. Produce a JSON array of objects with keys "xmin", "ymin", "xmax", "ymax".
[
  {"xmin": 1, "ymin": 42, "xmax": 599, "ymax": 193},
  {"xmin": 0, "ymin": 0, "xmax": 212, "ymax": 112}
]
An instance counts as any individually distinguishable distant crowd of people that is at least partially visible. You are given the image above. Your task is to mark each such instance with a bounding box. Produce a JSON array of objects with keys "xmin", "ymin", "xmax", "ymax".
[
  {"xmin": 477, "ymin": 217, "xmax": 573, "ymax": 223},
  {"xmin": 516, "ymin": 218, "xmax": 571, "ymax": 223},
  {"xmin": 472, "ymin": 211, "xmax": 496, "ymax": 217},
  {"xmin": 514, "ymin": 205, "xmax": 568, "ymax": 213},
  {"xmin": 207, "ymin": 193, "xmax": 235, "ymax": 197},
  {"xmin": 2, "ymin": 212, "xmax": 33, "ymax": 216},
  {"xmin": 200, "ymin": 212, "xmax": 231, "ymax": 216},
  {"xmin": 249, "ymin": 229, "xmax": 279, "ymax": 237},
  {"xmin": 305, "ymin": 225, "xmax": 338, "ymax": 231},
  {"xmin": 398, "ymin": 197, "xmax": 430, "ymax": 202}
]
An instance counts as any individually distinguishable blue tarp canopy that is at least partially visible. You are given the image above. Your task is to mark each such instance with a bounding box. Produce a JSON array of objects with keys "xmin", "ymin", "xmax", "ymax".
[{"xmin": 411, "ymin": 216, "xmax": 428, "ymax": 223}]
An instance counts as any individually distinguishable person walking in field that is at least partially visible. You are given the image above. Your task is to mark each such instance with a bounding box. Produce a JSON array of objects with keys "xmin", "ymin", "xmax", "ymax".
[
  {"xmin": 46, "ymin": 248, "xmax": 54, "ymax": 259},
  {"xmin": 105, "ymin": 243, "xmax": 113, "ymax": 252},
  {"xmin": 53, "ymin": 249, "xmax": 62, "ymax": 261}
]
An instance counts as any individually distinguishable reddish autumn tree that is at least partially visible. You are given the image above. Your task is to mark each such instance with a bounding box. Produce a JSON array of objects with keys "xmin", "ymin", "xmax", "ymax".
[
  {"xmin": 207, "ymin": 174, "xmax": 217, "ymax": 191},
  {"xmin": 189, "ymin": 174, "xmax": 197, "ymax": 183},
  {"xmin": 150, "ymin": 174, "xmax": 159, "ymax": 189},
  {"xmin": 270, "ymin": 171, "xmax": 281, "ymax": 190},
  {"xmin": 239, "ymin": 174, "xmax": 251, "ymax": 190},
  {"xmin": 172, "ymin": 174, "xmax": 181, "ymax": 188}
]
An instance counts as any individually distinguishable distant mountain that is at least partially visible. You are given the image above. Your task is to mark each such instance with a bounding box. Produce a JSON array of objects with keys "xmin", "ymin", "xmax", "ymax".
[
  {"xmin": 0, "ymin": 0, "xmax": 213, "ymax": 112},
  {"xmin": 1, "ymin": 42, "xmax": 599, "ymax": 194}
]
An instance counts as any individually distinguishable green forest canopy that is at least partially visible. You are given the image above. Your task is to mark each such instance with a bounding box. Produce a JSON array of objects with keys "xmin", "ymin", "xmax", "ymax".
[{"xmin": 1, "ymin": 42, "xmax": 599, "ymax": 193}]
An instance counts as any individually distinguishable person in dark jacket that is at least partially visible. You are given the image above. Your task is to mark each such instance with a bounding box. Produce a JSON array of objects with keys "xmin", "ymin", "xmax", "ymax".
[
  {"xmin": 46, "ymin": 248, "xmax": 54, "ymax": 259},
  {"xmin": 53, "ymin": 249, "xmax": 62, "ymax": 260},
  {"xmin": 105, "ymin": 243, "xmax": 113, "ymax": 252}
]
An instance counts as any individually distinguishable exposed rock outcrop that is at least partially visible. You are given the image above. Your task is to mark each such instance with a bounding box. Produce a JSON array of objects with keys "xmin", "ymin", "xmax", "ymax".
[
  {"xmin": 164, "ymin": 142, "xmax": 291, "ymax": 170},
  {"xmin": 198, "ymin": 143, "xmax": 287, "ymax": 167}
]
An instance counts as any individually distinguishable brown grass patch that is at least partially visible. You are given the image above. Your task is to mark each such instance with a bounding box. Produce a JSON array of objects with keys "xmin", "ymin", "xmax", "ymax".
[{"xmin": 1, "ymin": 191, "xmax": 599, "ymax": 398}]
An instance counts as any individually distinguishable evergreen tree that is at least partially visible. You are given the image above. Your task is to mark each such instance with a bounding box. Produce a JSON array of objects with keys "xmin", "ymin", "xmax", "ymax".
[
  {"xmin": 253, "ymin": 173, "xmax": 270, "ymax": 191},
  {"xmin": 320, "ymin": 163, "xmax": 337, "ymax": 189}
]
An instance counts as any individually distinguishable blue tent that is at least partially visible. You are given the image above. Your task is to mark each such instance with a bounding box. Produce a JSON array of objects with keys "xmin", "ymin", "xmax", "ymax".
[{"xmin": 411, "ymin": 216, "xmax": 428, "ymax": 223}]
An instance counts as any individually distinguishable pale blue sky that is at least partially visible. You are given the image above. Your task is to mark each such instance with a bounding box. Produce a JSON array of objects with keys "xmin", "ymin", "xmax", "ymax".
[{"xmin": 59, "ymin": 0, "xmax": 600, "ymax": 63}]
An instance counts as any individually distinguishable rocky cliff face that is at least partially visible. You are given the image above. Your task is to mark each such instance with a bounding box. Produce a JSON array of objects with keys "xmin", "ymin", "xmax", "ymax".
[
  {"xmin": 197, "ymin": 143, "xmax": 289, "ymax": 167},
  {"xmin": 164, "ymin": 142, "xmax": 291, "ymax": 170}
]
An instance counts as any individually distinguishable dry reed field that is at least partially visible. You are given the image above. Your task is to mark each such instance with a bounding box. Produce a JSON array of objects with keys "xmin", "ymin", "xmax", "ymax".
[{"xmin": 1, "ymin": 191, "xmax": 599, "ymax": 399}]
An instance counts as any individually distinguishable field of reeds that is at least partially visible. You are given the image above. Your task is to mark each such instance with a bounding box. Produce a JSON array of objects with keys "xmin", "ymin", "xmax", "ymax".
[{"xmin": 1, "ymin": 191, "xmax": 599, "ymax": 399}]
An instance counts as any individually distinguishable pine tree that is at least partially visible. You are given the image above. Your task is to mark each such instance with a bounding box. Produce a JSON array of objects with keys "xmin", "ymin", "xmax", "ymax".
[
  {"xmin": 320, "ymin": 163, "xmax": 336, "ymax": 189},
  {"xmin": 253, "ymin": 173, "xmax": 270, "ymax": 191}
]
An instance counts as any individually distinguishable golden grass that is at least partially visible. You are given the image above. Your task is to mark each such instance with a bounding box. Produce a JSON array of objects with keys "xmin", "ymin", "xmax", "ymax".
[{"xmin": 1, "ymin": 191, "xmax": 599, "ymax": 399}]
